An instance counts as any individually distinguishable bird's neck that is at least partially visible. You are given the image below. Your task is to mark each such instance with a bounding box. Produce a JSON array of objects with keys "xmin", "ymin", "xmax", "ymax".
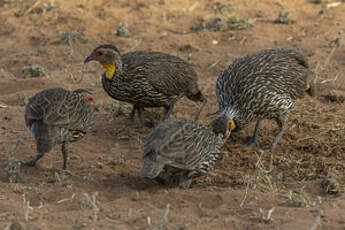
[
  {"xmin": 100, "ymin": 62, "xmax": 117, "ymax": 79},
  {"xmin": 221, "ymin": 106, "xmax": 237, "ymax": 119},
  {"xmin": 222, "ymin": 106, "xmax": 238, "ymax": 131},
  {"xmin": 101, "ymin": 71, "xmax": 129, "ymax": 101}
]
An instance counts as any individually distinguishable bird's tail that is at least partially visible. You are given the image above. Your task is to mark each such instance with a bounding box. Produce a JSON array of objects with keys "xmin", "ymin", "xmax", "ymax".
[
  {"xmin": 140, "ymin": 152, "xmax": 165, "ymax": 179},
  {"xmin": 306, "ymin": 72, "xmax": 317, "ymax": 98},
  {"xmin": 186, "ymin": 89, "xmax": 207, "ymax": 103},
  {"xmin": 32, "ymin": 122, "xmax": 55, "ymax": 154},
  {"xmin": 290, "ymin": 50, "xmax": 317, "ymax": 98},
  {"xmin": 306, "ymin": 79, "xmax": 317, "ymax": 97},
  {"xmin": 186, "ymin": 88, "xmax": 207, "ymax": 120}
]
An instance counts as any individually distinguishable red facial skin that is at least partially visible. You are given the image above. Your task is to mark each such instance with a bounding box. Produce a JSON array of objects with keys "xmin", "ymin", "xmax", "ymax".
[
  {"xmin": 91, "ymin": 50, "xmax": 107, "ymax": 59},
  {"xmin": 84, "ymin": 95, "xmax": 95, "ymax": 109}
]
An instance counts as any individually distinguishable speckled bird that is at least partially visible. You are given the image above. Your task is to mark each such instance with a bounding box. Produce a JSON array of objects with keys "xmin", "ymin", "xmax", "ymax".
[
  {"xmin": 140, "ymin": 117, "xmax": 231, "ymax": 188},
  {"xmin": 84, "ymin": 44, "xmax": 206, "ymax": 123},
  {"xmin": 24, "ymin": 88, "xmax": 95, "ymax": 169},
  {"xmin": 214, "ymin": 48, "xmax": 316, "ymax": 151}
]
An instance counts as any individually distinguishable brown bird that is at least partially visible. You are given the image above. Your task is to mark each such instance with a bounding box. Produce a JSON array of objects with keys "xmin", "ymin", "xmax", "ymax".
[
  {"xmin": 24, "ymin": 88, "xmax": 95, "ymax": 169},
  {"xmin": 84, "ymin": 44, "xmax": 206, "ymax": 123},
  {"xmin": 214, "ymin": 48, "xmax": 316, "ymax": 152},
  {"xmin": 140, "ymin": 117, "xmax": 231, "ymax": 188}
]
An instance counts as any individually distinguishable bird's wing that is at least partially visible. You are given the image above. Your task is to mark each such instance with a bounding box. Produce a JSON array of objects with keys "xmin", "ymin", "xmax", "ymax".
[
  {"xmin": 122, "ymin": 51, "xmax": 197, "ymax": 96},
  {"xmin": 143, "ymin": 118, "xmax": 212, "ymax": 170},
  {"xmin": 25, "ymin": 88, "xmax": 69, "ymax": 127},
  {"xmin": 25, "ymin": 88, "xmax": 90, "ymax": 128}
]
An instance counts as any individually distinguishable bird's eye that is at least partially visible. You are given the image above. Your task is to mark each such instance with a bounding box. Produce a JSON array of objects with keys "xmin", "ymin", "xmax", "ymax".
[
  {"xmin": 84, "ymin": 96, "xmax": 92, "ymax": 101},
  {"xmin": 97, "ymin": 51, "xmax": 103, "ymax": 56}
]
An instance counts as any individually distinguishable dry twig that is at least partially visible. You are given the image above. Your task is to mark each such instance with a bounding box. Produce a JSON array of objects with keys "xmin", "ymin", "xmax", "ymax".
[
  {"xmin": 24, "ymin": 0, "xmax": 41, "ymax": 15},
  {"xmin": 240, "ymin": 176, "xmax": 250, "ymax": 208},
  {"xmin": 57, "ymin": 193, "xmax": 76, "ymax": 204},
  {"xmin": 310, "ymin": 210, "xmax": 323, "ymax": 230},
  {"xmin": 159, "ymin": 204, "xmax": 171, "ymax": 230},
  {"xmin": 0, "ymin": 103, "xmax": 8, "ymax": 108},
  {"xmin": 22, "ymin": 188, "xmax": 32, "ymax": 221}
]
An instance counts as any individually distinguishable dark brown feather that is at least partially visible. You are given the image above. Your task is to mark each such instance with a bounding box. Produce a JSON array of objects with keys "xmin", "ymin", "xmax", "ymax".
[
  {"xmin": 24, "ymin": 88, "xmax": 94, "ymax": 169},
  {"xmin": 86, "ymin": 45, "xmax": 206, "ymax": 121},
  {"xmin": 215, "ymin": 48, "xmax": 316, "ymax": 151},
  {"xmin": 141, "ymin": 118, "xmax": 223, "ymax": 188}
]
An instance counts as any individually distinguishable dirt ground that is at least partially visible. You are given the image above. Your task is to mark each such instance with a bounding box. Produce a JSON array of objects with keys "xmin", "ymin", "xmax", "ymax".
[{"xmin": 0, "ymin": 0, "xmax": 345, "ymax": 229}]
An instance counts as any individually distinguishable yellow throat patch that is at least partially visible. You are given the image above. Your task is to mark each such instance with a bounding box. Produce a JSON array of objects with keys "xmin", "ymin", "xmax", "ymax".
[
  {"xmin": 101, "ymin": 62, "xmax": 116, "ymax": 79},
  {"xmin": 231, "ymin": 120, "xmax": 236, "ymax": 131}
]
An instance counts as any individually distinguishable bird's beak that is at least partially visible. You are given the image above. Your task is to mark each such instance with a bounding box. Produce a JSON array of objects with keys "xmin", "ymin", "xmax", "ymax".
[
  {"xmin": 84, "ymin": 55, "xmax": 93, "ymax": 64},
  {"xmin": 222, "ymin": 130, "xmax": 231, "ymax": 143}
]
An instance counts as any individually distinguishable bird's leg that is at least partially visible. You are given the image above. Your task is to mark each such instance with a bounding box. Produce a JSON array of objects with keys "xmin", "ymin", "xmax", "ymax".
[
  {"xmin": 268, "ymin": 118, "xmax": 285, "ymax": 152},
  {"xmin": 247, "ymin": 120, "xmax": 262, "ymax": 147},
  {"xmin": 137, "ymin": 106, "xmax": 142, "ymax": 118},
  {"xmin": 24, "ymin": 152, "xmax": 44, "ymax": 167},
  {"xmin": 194, "ymin": 98, "xmax": 207, "ymax": 121},
  {"xmin": 179, "ymin": 172, "xmax": 193, "ymax": 189},
  {"xmin": 129, "ymin": 105, "xmax": 137, "ymax": 121},
  {"xmin": 137, "ymin": 106, "xmax": 146, "ymax": 120},
  {"xmin": 61, "ymin": 141, "xmax": 70, "ymax": 170},
  {"xmin": 126, "ymin": 104, "xmax": 138, "ymax": 126},
  {"xmin": 268, "ymin": 117, "xmax": 286, "ymax": 169},
  {"xmin": 163, "ymin": 105, "xmax": 173, "ymax": 121}
]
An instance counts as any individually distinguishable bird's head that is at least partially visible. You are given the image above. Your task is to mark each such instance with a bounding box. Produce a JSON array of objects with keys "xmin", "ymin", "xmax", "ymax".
[
  {"xmin": 211, "ymin": 114, "xmax": 236, "ymax": 143},
  {"xmin": 74, "ymin": 89, "xmax": 98, "ymax": 111},
  {"xmin": 84, "ymin": 44, "xmax": 122, "ymax": 79}
]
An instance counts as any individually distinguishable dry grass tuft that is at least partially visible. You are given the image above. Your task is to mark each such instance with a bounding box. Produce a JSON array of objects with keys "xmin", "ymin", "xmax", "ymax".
[
  {"xmin": 59, "ymin": 31, "xmax": 87, "ymax": 55},
  {"xmin": 246, "ymin": 150, "xmax": 281, "ymax": 192},
  {"xmin": 250, "ymin": 207, "xmax": 275, "ymax": 223},
  {"xmin": 274, "ymin": 8, "xmax": 296, "ymax": 24},
  {"xmin": 279, "ymin": 189, "xmax": 314, "ymax": 207},
  {"xmin": 115, "ymin": 22, "xmax": 130, "ymax": 37},
  {"xmin": 5, "ymin": 220, "xmax": 26, "ymax": 230},
  {"xmin": 21, "ymin": 64, "xmax": 48, "ymax": 78},
  {"xmin": 190, "ymin": 2, "xmax": 253, "ymax": 32},
  {"xmin": 79, "ymin": 192, "xmax": 100, "ymax": 221},
  {"xmin": 4, "ymin": 139, "xmax": 24, "ymax": 183}
]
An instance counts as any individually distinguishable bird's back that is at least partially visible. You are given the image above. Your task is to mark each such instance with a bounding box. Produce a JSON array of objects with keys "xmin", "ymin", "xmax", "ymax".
[
  {"xmin": 121, "ymin": 51, "xmax": 199, "ymax": 97},
  {"xmin": 216, "ymin": 49, "xmax": 315, "ymax": 120},
  {"xmin": 25, "ymin": 88, "xmax": 93, "ymax": 153},
  {"xmin": 143, "ymin": 118, "xmax": 222, "ymax": 171}
]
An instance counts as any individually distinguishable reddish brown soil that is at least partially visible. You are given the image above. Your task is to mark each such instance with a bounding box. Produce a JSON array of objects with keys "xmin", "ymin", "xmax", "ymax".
[{"xmin": 0, "ymin": 0, "xmax": 345, "ymax": 229}]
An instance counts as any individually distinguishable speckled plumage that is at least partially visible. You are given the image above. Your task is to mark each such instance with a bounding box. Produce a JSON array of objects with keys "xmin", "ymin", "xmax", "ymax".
[
  {"xmin": 140, "ymin": 118, "xmax": 226, "ymax": 188},
  {"xmin": 85, "ymin": 45, "xmax": 206, "ymax": 122},
  {"xmin": 215, "ymin": 48, "xmax": 316, "ymax": 151},
  {"xmin": 24, "ymin": 88, "xmax": 95, "ymax": 169}
]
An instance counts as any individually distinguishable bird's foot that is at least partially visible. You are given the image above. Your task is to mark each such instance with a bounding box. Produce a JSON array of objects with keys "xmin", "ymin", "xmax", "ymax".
[
  {"xmin": 267, "ymin": 144, "xmax": 276, "ymax": 152},
  {"xmin": 193, "ymin": 114, "xmax": 200, "ymax": 121},
  {"xmin": 178, "ymin": 178, "xmax": 193, "ymax": 189},
  {"xmin": 193, "ymin": 109, "xmax": 202, "ymax": 121},
  {"xmin": 23, "ymin": 159, "xmax": 36, "ymax": 167},
  {"xmin": 154, "ymin": 177, "xmax": 167, "ymax": 185},
  {"xmin": 198, "ymin": 180, "xmax": 211, "ymax": 186},
  {"xmin": 125, "ymin": 118, "xmax": 135, "ymax": 127},
  {"xmin": 144, "ymin": 119, "xmax": 156, "ymax": 128},
  {"xmin": 60, "ymin": 169, "xmax": 75, "ymax": 176},
  {"xmin": 246, "ymin": 139, "xmax": 258, "ymax": 148}
]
